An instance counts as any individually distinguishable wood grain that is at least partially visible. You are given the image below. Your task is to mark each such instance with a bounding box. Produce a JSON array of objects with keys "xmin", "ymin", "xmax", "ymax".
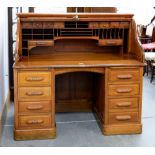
[{"xmin": 14, "ymin": 13, "xmax": 143, "ymax": 140}]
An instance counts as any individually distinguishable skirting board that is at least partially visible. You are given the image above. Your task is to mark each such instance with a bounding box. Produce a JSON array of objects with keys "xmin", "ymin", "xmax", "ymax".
[
  {"xmin": 103, "ymin": 124, "xmax": 142, "ymax": 135},
  {"xmin": 14, "ymin": 127, "xmax": 56, "ymax": 140},
  {"xmin": 0, "ymin": 91, "xmax": 10, "ymax": 138}
]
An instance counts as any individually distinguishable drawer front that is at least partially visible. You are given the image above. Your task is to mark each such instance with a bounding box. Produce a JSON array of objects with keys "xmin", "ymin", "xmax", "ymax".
[
  {"xmin": 108, "ymin": 69, "xmax": 140, "ymax": 83},
  {"xmin": 33, "ymin": 22, "xmax": 43, "ymax": 29},
  {"xmin": 28, "ymin": 40, "xmax": 54, "ymax": 50},
  {"xmin": 19, "ymin": 101, "xmax": 52, "ymax": 113},
  {"xmin": 109, "ymin": 112, "xmax": 139, "ymax": 124},
  {"xmin": 119, "ymin": 22, "xmax": 129, "ymax": 28},
  {"xmin": 18, "ymin": 71, "xmax": 51, "ymax": 86},
  {"xmin": 43, "ymin": 22, "xmax": 54, "ymax": 28},
  {"xmin": 54, "ymin": 22, "xmax": 64, "ymax": 28},
  {"xmin": 110, "ymin": 22, "xmax": 120, "ymax": 28},
  {"xmin": 89, "ymin": 22, "xmax": 99, "ymax": 28},
  {"xmin": 99, "ymin": 22, "xmax": 109, "ymax": 28},
  {"xmin": 109, "ymin": 98, "xmax": 139, "ymax": 111},
  {"xmin": 19, "ymin": 115, "xmax": 52, "ymax": 129},
  {"xmin": 18, "ymin": 87, "xmax": 51, "ymax": 101},
  {"xmin": 22, "ymin": 22, "xmax": 33, "ymax": 29},
  {"xmin": 108, "ymin": 84, "xmax": 140, "ymax": 96}
]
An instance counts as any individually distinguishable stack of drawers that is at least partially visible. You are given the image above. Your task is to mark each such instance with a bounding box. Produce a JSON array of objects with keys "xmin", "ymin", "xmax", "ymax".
[
  {"xmin": 14, "ymin": 70, "xmax": 55, "ymax": 140},
  {"xmin": 104, "ymin": 67, "xmax": 142, "ymax": 135}
]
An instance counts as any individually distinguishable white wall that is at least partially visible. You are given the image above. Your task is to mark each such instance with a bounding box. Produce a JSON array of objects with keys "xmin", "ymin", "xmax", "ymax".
[
  {"xmin": 0, "ymin": 7, "xmax": 9, "ymax": 113},
  {"xmin": 118, "ymin": 7, "xmax": 155, "ymax": 35},
  {"xmin": 0, "ymin": 7, "xmax": 4, "ymax": 112}
]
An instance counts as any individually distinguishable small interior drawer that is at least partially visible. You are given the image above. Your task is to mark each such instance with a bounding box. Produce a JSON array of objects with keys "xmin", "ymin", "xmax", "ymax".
[
  {"xmin": 22, "ymin": 22, "xmax": 33, "ymax": 29},
  {"xmin": 99, "ymin": 22, "xmax": 109, "ymax": 28},
  {"xmin": 98, "ymin": 39, "xmax": 123, "ymax": 46},
  {"xmin": 43, "ymin": 22, "xmax": 54, "ymax": 28},
  {"xmin": 18, "ymin": 87, "xmax": 51, "ymax": 101},
  {"xmin": 109, "ymin": 112, "xmax": 139, "ymax": 124},
  {"xmin": 89, "ymin": 22, "xmax": 99, "ymax": 28},
  {"xmin": 53, "ymin": 22, "xmax": 64, "ymax": 28},
  {"xmin": 18, "ymin": 71, "xmax": 51, "ymax": 86},
  {"xmin": 108, "ymin": 68, "xmax": 140, "ymax": 83},
  {"xmin": 109, "ymin": 98, "xmax": 139, "ymax": 112},
  {"xmin": 33, "ymin": 22, "xmax": 43, "ymax": 29},
  {"xmin": 119, "ymin": 22, "xmax": 129, "ymax": 28},
  {"xmin": 110, "ymin": 22, "xmax": 120, "ymax": 28},
  {"xmin": 18, "ymin": 114, "xmax": 52, "ymax": 129},
  {"xmin": 108, "ymin": 84, "xmax": 140, "ymax": 96},
  {"xmin": 28, "ymin": 40, "xmax": 54, "ymax": 50},
  {"xmin": 19, "ymin": 101, "xmax": 52, "ymax": 113}
]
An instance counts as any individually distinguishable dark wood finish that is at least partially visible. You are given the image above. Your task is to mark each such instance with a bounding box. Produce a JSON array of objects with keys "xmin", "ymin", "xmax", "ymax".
[
  {"xmin": 152, "ymin": 27, "xmax": 155, "ymax": 42},
  {"xmin": 28, "ymin": 7, "xmax": 34, "ymax": 13},
  {"xmin": 151, "ymin": 62, "xmax": 155, "ymax": 83},
  {"xmin": 14, "ymin": 13, "xmax": 143, "ymax": 140},
  {"xmin": 67, "ymin": 7, "xmax": 117, "ymax": 13}
]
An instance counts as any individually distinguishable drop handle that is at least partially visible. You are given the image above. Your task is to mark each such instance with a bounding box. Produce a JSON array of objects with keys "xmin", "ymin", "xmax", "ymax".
[
  {"xmin": 27, "ymin": 119, "xmax": 44, "ymax": 124},
  {"xmin": 117, "ymin": 74, "xmax": 133, "ymax": 79},
  {"xmin": 26, "ymin": 77, "xmax": 44, "ymax": 81},
  {"xmin": 116, "ymin": 88, "xmax": 132, "ymax": 93},
  {"xmin": 116, "ymin": 102, "xmax": 132, "ymax": 107},
  {"xmin": 116, "ymin": 115, "xmax": 131, "ymax": 121},
  {"xmin": 27, "ymin": 105, "xmax": 43, "ymax": 110},
  {"xmin": 26, "ymin": 91, "xmax": 43, "ymax": 96}
]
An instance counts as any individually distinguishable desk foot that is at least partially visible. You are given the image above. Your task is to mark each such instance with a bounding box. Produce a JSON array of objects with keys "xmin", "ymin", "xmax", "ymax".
[
  {"xmin": 14, "ymin": 127, "xmax": 56, "ymax": 140},
  {"xmin": 103, "ymin": 124, "xmax": 142, "ymax": 135}
]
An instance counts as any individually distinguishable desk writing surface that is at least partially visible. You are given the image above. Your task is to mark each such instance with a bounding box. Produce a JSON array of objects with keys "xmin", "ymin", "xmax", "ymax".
[{"xmin": 14, "ymin": 52, "xmax": 143, "ymax": 68}]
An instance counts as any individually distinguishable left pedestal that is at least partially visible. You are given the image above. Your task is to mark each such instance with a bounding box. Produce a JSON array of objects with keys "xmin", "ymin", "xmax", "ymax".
[{"xmin": 14, "ymin": 69, "xmax": 56, "ymax": 140}]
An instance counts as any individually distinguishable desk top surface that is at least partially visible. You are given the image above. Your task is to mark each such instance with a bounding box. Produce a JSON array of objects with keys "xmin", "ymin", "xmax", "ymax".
[{"xmin": 14, "ymin": 52, "xmax": 143, "ymax": 68}]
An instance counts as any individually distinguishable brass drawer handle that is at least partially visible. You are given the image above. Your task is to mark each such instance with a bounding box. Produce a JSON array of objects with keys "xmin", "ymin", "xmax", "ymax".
[
  {"xmin": 117, "ymin": 74, "xmax": 133, "ymax": 79},
  {"xmin": 27, "ymin": 105, "xmax": 43, "ymax": 110},
  {"xmin": 116, "ymin": 88, "xmax": 132, "ymax": 93},
  {"xmin": 26, "ymin": 91, "xmax": 43, "ymax": 96},
  {"xmin": 26, "ymin": 77, "xmax": 44, "ymax": 81},
  {"xmin": 27, "ymin": 119, "xmax": 44, "ymax": 124},
  {"xmin": 116, "ymin": 115, "xmax": 131, "ymax": 121},
  {"xmin": 116, "ymin": 102, "xmax": 131, "ymax": 107}
]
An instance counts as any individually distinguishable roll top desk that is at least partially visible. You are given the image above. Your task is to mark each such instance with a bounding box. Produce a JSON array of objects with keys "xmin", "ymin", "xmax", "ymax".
[{"xmin": 13, "ymin": 13, "xmax": 144, "ymax": 140}]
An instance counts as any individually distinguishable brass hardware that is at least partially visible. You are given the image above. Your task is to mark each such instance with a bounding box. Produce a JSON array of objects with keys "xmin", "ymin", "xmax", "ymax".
[{"xmin": 73, "ymin": 15, "xmax": 79, "ymax": 21}]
